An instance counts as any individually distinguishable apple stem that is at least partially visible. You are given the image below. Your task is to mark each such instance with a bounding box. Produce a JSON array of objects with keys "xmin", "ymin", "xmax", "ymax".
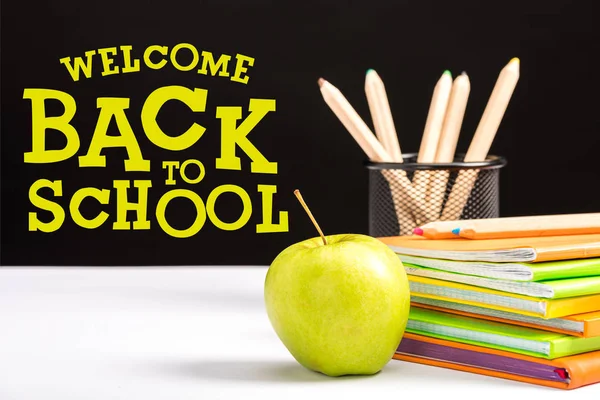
[{"xmin": 294, "ymin": 189, "xmax": 327, "ymax": 246}]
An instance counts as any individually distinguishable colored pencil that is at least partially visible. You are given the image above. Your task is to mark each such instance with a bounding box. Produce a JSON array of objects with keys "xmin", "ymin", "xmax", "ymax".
[
  {"xmin": 365, "ymin": 69, "xmax": 403, "ymax": 162},
  {"xmin": 413, "ymin": 70, "xmax": 453, "ymax": 223},
  {"xmin": 318, "ymin": 78, "xmax": 422, "ymax": 231},
  {"xmin": 441, "ymin": 58, "xmax": 520, "ymax": 221},
  {"xmin": 436, "ymin": 71, "xmax": 471, "ymax": 163},
  {"xmin": 365, "ymin": 69, "xmax": 416, "ymax": 234},
  {"xmin": 428, "ymin": 72, "xmax": 471, "ymax": 220},
  {"xmin": 415, "ymin": 213, "xmax": 600, "ymax": 240},
  {"xmin": 319, "ymin": 78, "xmax": 389, "ymax": 161}
]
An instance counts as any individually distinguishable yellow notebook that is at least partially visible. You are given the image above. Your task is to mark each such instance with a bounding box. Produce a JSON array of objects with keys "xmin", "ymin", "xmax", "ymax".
[
  {"xmin": 408, "ymin": 275, "xmax": 600, "ymax": 319},
  {"xmin": 380, "ymin": 234, "xmax": 600, "ymax": 262}
]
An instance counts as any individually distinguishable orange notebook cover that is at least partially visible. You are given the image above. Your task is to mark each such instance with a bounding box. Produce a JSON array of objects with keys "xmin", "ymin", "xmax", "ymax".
[
  {"xmin": 394, "ymin": 333, "xmax": 600, "ymax": 390},
  {"xmin": 412, "ymin": 302, "xmax": 600, "ymax": 338},
  {"xmin": 379, "ymin": 234, "xmax": 600, "ymax": 262}
]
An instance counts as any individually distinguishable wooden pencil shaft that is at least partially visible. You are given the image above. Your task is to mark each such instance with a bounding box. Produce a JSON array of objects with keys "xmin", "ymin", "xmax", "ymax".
[
  {"xmin": 320, "ymin": 81, "xmax": 389, "ymax": 161},
  {"xmin": 462, "ymin": 214, "xmax": 600, "ymax": 234},
  {"xmin": 428, "ymin": 74, "xmax": 470, "ymax": 222},
  {"xmin": 381, "ymin": 170, "xmax": 417, "ymax": 235},
  {"xmin": 425, "ymin": 170, "xmax": 450, "ymax": 222},
  {"xmin": 465, "ymin": 60, "xmax": 519, "ymax": 162},
  {"xmin": 441, "ymin": 59, "xmax": 519, "ymax": 221},
  {"xmin": 414, "ymin": 72, "xmax": 454, "ymax": 223},
  {"xmin": 363, "ymin": 72, "xmax": 414, "ymax": 231},
  {"xmin": 461, "ymin": 227, "xmax": 600, "ymax": 240},
  {"xmin": 418, "ymin": 72, "xmax": 453, "ymax": 162},
  {"xmin": 436, "ymin": 74, "xmax": 471, "ymax": 163},
  {"xmin": 321, "ymin": 82, "xmax": 417, "ymax": 207},
  {"xmin": 420, "ymin": 213, "xmax": 600, "ymax": 239},
  {"xmin": 365, "ymin": 71, "xmax": 403, "ymax": 162},
  {"xmin": 319, "ymin": 78, "xmax": 424, "ymax": 227},
  {"xmin": 423, "ymin": 213, "xmax": 600, "ymax": 229},
  {"xmin": 439, "ymin": 169, "xmax": 478, "ymax": 221}
]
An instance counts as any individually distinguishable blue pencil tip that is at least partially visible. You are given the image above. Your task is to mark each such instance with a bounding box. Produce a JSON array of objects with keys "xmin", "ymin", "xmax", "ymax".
[{"xmin": 451, "ymin": 228, "xmax": 460, "ymax": 235}]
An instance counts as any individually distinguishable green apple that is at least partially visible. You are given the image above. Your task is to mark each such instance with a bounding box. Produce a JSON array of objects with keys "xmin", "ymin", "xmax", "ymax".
[{"xmin": 264, "ymin": 233, "xmax": 410, "ymax": 376}]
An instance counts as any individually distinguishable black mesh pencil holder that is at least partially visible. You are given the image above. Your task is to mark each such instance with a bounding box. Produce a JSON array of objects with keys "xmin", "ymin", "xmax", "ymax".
[{"xmin": 366, "ymin": 153, "xmax": 507, "ymax": 237}]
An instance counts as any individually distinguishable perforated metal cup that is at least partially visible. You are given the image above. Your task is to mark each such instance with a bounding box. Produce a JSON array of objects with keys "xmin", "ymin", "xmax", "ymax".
[{"xmin": 366, "ymin": 154, "xmax": 506, "ymax": 237}]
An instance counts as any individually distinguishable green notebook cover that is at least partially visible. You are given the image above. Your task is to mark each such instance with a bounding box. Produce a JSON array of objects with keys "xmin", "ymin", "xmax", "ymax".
[
  {"xmin": 404, "ymin": 263, "xmax": 600, "ymax": 299},
  {"xmin": 407, "ymin": 307, "xmax": 600, "ymax": 359},
  {"xmin": 398, "ymin": 255, "xmax": 600, "ymax": 282},
  {"xmin": 532, "ymin": 258, "xmax": 600, "ymax": 281}
]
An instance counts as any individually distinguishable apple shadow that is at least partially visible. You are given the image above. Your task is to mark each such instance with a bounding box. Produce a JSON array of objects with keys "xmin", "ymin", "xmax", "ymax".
[{"xmin": 146, "ymin": 359, "xmax": 378, "ymax": 384}]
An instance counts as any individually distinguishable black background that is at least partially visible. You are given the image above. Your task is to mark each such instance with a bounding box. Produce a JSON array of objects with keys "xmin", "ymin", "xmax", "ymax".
[{"xmin": 2, "ymin": 0, "xmax": 599, "ymax": 266}]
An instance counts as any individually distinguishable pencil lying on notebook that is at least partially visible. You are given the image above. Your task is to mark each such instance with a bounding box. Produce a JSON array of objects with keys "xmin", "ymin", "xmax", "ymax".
[{"xmin": 415, "ymin": 212, "xmax": 600, "ymax": 240}]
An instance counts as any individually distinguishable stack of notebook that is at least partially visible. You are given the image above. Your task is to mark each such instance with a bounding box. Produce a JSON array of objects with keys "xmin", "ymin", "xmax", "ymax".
[{"xmin": 379, "ymin": 218, "xmax": 600, "ymax": 390}]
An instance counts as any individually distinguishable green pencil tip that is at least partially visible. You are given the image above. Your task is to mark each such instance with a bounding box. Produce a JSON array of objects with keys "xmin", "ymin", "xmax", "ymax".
[
  {"xmin": 366, "ymin": 69, "xmax": 375, "ymax": 75},
  {"xmin": 443, "ymin": 70, "xmax": 452, "ymax": 77}
]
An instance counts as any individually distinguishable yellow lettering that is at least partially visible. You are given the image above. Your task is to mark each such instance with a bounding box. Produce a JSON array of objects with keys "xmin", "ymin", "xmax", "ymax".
[
  {"xmin": 162, "ymin": 161, "xmax": 180, "ymax": 185},
  {"xmin": 120, "ymin": 45, "xmax": 141, "ymax": 73},
  {"xmin": 79, "ymin": 97, "xmax": 150, "ymax": 171},
  {"xmin": 69, "ymin": 187, "xmax": 110, "ymax": 229},
  {"xmin": 113, "ymin": 180, "xmax": 152, "ymax": 230},
  {"xmin": 23, "ymin": 89, "xmax": 80, "ymax": 164},
  {"xmin": 97, "ymin": 47, "xmax": 120, "ymax": 76},
  {"xmin": 59, "ymin": 50, "xmax": 96, "ymax": 81},
  {"xmin": 215, "ymin": 98, "xmax": 277, "ymax": 174},
  {"xmin": 141, "ymin": 86, "xmax": 207, "ymax": 151},
  {"xmin": 206, "ymin": 184, "xmax": 252, "ymax": 231},
  {"xmin": 180, "ymin": 159, "xmax": 205, "ymax": 184},
  {"xmin": 156, "ymin": 189, "xmax": 206, "ymax": 238},
  {"xmin": 143, "ymin": 45, "xmax": 168, "ymax": 70},
  {"xmin": 28, "ymin": 179, "xmax": 65, "ymax": 232},
  {"xmin": 256, "ymin": 184, "xmax": 288, "ymax": 233},
  {"xmin": 198, "ymin": 51, "xmax": 231, "ymax": 77},
  {"xmin": 170, "ymin": 43, "xmax": 199, "ymax": 72},
  {"xmin": 231, "ymin": 54, "xmax": 254, "ymax": 84}
]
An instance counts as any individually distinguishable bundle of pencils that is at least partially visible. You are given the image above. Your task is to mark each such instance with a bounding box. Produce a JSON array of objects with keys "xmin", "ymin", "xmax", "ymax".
[{"xmin": 318, "ymin": 58, "xmax": 520, "ymax": 234}]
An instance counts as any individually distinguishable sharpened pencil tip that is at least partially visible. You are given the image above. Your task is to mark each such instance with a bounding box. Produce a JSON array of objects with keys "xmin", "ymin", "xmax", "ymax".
[
  {"xmin": 443, "ymin": 70, "xmax": 452, "ymax": 77},
  {"xmin": 461, "ymin": 71, "xmax": 467, "ymax": 76},
  {"xmin": 451, "ymin": 228, "xmax": 461, "ymax": 235},
  {"xmin": 318, "ymin": 78, "xmax": 325, "ymax": 87},
  {"xmin": 510, "ymin": 57, "xmax": 520, "ymax": 64},
  {"xmin": 366, "ymin": 68, "xmax": 375, "ymax": 75},
  {"xmin": 413, "ymin": 227, "xmax": 424, "ymax": 236}
]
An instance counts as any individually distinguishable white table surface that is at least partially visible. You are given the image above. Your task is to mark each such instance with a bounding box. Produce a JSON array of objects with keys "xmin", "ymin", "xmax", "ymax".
[{"xmin": 1, "ymin": 267, "xmax": 599, "ymax": 400}]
